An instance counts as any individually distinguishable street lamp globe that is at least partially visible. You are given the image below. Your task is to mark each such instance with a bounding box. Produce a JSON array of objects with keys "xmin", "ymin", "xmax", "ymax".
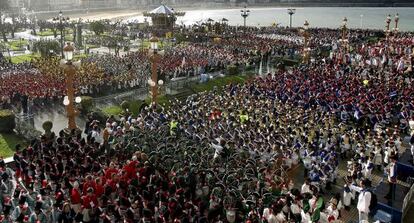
[
  {"xmin": 149, "ymin": 36, "xmax": 159, "ymax": 51},
  {"xmin": 158, "ymin": 80, "xmax": 164, "ymax": 86},
  {"xmin": 343, "ymin": 17, "xmax": 348, "ymax": 26},
  {"xmin": 386, "ymin": 14, "xmax": 391, "ymax": 22},
  {"xmin": 75, "ymin": 96, "xmax": 82, "ymax": 104},
  {"xmin": 63, "ymin": 98, "xmax": 70, "ymax": 106},
  {"xmin": 304, "ymin": 20, "xmax": 309, "ymax": 30},
  {"xmin": 63, "ymin": 42, "xmax": 74, "ymax": 61},
  {"xmin": 287, "ymin": 8, "xmax": 296, "ymax": 15}
]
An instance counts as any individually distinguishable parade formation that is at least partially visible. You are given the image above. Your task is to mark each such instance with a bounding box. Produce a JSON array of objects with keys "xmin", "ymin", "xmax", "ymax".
[{"xmin": 0, "ymin": 3, "xmax": 414, "ymax": 223}]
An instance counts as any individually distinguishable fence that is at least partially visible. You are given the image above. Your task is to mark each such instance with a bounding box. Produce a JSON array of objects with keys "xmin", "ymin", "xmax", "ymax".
[
  {"xmin": 14, "ymin": 113, "xmax": 42, "ymax": 141},
  {"xmin": 92, "ymin": 71, "xmax": 224, "ymax": 107}
]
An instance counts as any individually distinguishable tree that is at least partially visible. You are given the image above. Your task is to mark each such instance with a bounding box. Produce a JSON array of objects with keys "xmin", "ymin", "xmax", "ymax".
[
  {"xmin": 90, "ymin": 21, "xmax": 106, "ymax": 36},
  {"xmin": 9, "ymin": 13, "xmax": 20, "ymax": 39},
  {"xmin": 0, "ymin": 0, "xmax": 9, "ymax": 10},
  {"xmin": 33, "ymin": 40, "xmax": 61, "ymax": 57},
  {"xmin": 0, "ymin": 0, "xmax": 10, "ymax": 42},
  {"xmin": 101, "ymin": 36, "xmax": 125, "ymax": 56}
]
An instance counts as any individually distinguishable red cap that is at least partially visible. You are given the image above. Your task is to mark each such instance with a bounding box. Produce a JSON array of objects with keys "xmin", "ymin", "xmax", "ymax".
[{"xmin": 42, "ymin": 180, "xmax": 48, "ymax": 188}]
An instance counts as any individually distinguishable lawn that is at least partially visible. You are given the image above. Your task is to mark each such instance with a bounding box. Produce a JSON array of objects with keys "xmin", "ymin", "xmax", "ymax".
[
  {"xmin": 85, "ymin": 44, "xmax": 100, "ymax": 49},
  {"xmin": 0, "ymin": 133, "xmax": 26, "ymax": 158},
  {"xmin": 7, "ymin": 39, "xmax": 29, "ymax": 51},
  {"xmin": 37, "ymin": 28, "xmax": 73, "ymax": 37},
  {"xmin": 74, "ymin": 54, "xmax": 87, "ymax": 60},
  {"xmin": 102, "ymin": 105, "xmax": 123, "ymax": 117},
  {"xmin": 37, "ymin": 29, "xmax": 56, "ymax": 37},
  {"xmin": 190, "ymin": 74, "xmax": 252, "ymax": 93},
  {"xmin": 11, "ymin": 54, "xmax": 40, "ymax": 64}
]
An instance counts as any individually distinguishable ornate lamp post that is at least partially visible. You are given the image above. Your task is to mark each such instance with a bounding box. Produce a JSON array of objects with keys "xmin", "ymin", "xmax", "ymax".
[
  {"xmin": 287, "ymin": 8, "xmax": 296, "ymax": 28},
  {"xmin": 240, "ymin": 6, "xmax": 250, "ymax": 28},
  {"xmin": 53, "ymin": 11, "xmax": 70, "ymax": 57},
  {"xmin": 340, "ymin": 17, "xmax": 349, "ymax": 52},
  {"xmin": 394, "ymin": 13, "xmax": 399, "ymax": 34},
  {"xmin": 148, "ymin": 36, "xmax": 164, "ymax": 105},
  {"xmin": 385, "ymin": 14, "xmax": 391, "ymax": 40},
  {"xmin": 62, "ymin": 43, "xmax": 81, "ymax": 131},
  {"xmin": 302, "ymin": 20, "xmax": 310, "ymax": 64}
]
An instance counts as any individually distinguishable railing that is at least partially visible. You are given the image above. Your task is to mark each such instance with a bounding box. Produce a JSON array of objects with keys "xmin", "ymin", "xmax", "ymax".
[
  {"xmin": 92, "ymin": 71, "xmax": 225, "ymax": 107},
  {"xmin": 92, "ymin": 87, "xmax": 149, "ymax": 108},
  {"xmin": 14, "ymin": 113, "xmax": 42, "ymax": 141}
]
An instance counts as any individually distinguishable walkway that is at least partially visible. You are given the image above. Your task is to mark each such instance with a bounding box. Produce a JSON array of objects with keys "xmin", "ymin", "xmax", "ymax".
[{"xmin": 287, "ymin": 137, "xmax": 411, "ymax": 222}]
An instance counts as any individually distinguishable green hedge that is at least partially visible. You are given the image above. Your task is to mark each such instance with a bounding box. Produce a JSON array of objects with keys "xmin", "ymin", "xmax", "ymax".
[
  {"xmin": 0, "ymin": 110, "xmax": 16, "ymax": 133},
  {"xmin": 90, "ymin": 109, "xmax": 108, "ymax": 124},
  {"xmin": 130, "ymin": 100, "xmax": 148, "ymax": 116},
  {"xmin": 80, "ymin": 96, "xmax": 94, "ymax": 114},
  {"xmin": 227, "ymin": 65, "xmax": 239, "ymax": 75}
]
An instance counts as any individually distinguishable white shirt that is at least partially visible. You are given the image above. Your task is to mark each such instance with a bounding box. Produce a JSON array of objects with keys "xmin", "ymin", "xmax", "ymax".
[
  {"xmin": 275, "ymin": 212, "xmax": 286, "ymax": 222},
  {"xmin": 388, "ymin": 162, "xmax": 397, "ymax": 183},
  {"xmin": 211, "ymin": 143, "xmax": 223, "ymax": 159},
  {"xmin": 357, "ymin": 190, "xmax": 371, "ymax": 213},
  {"xmin": 326, "ymin": 205, "xmax": 339, "ymax": 220},
  {"xmin": 343, "ymin": 186, "xmax": 355, "ymax": 206},
  {"xmin": 91, "ymin": 130, "xmax": 102, "ymax": 143},
  {"xmin": 301, "ymin": 183, "xmax": 311, "ymax": 194},
  {"xmin": 291, "ymin": 203, "xmax": 301, "ymax": 214},
  {"xmin": 300, "ymin": 210, "xmax": 311, "ymax": 223}
]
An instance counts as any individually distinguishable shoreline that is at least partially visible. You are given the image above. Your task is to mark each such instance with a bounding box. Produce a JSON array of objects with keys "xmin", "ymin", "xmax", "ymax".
[{"xmin": 35, "ymin": 3, "xmax": 414, "ymax": 20}]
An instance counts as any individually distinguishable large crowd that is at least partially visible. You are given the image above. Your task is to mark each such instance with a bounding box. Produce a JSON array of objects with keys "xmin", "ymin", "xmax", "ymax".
[
  {"xmin": 0, "ymin": 23, "xmax": 413, "ymax": 222},
  {"xmin": 0, "ymin": 33, "xmax": 301, "ymax": 112}
]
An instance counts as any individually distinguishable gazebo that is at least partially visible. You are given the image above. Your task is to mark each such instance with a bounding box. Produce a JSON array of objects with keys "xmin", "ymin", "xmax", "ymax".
[{"xmin": 143, "ymin": 4, "xmax": 185, "ymax": 29}]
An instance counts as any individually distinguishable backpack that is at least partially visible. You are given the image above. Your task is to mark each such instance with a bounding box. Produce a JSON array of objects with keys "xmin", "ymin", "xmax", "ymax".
[{"xmin": 368, "ymin": 190, "xmax": 378, "ymax": 213}]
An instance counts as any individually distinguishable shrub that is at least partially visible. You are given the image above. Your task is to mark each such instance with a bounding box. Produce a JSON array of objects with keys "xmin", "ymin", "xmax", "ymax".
[
  {"xmin": 80, "ymin": 96, "xmax": 94, "ymax": 114},
  {"xmin": 0, "ymin": 110, "xmax": 16, "ymax": 133},
  {"xmin": 90, "ymin": 110, "xmax": 108, "ymax": 124},
  {"xmin": 283, "ymin": 58, "xmax": 299, "ymax": 67},
  {"xmin": 226, "ymin": 65, "xmax": 239, "ymax": 76},
  {"xmin": 42, "ymin": 121, "xmax": 54, "ymax": 139},
  {"xmin": 32, "ymin": 40, "xmax": 61, "ymax": 57},
  {"xmin": 89, "ymin": 21, "xmax": 106, "ymax": 35},
  {"xmin": 244, "ymin": 64, "xmax": 254, "ymax": 71},
  {"xmin": 120, "ymin": 101, "xmax": 130, "ymax": 111},
  {"xmin": 129, "ymin": 100, "xmax": 146, "ymax": 116}
]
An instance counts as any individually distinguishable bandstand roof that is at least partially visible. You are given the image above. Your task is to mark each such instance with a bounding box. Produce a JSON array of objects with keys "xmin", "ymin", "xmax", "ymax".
[{"xmin": 148, "ymin": 4, "xmax": 175, "ymax": 15}]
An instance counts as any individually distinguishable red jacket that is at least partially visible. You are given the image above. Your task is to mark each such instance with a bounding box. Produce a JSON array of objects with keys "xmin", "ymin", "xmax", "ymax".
[
  {"xmin": 82, "ymin": 194, "xmax": 98, "ymax": 209},
  {"xmin": 70, "ymin": 188, "xmax": 81, "ymax": 204}
]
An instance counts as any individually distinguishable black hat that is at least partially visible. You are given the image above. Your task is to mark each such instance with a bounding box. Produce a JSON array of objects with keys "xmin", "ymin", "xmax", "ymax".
[
  {"xmin": 35, "ymin": 201, "xmax": 43, "ymax": 210},
  {"xmin": 143, "ymin": 208, "xmax": 152, "ymax": 217},
  {"xmin": 19, "ymin": 195, "xmax": 27, "ymax": 205},
  {"xmin": 1, "ymin": 172, "xmax": 9, "ymax": 180}
]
